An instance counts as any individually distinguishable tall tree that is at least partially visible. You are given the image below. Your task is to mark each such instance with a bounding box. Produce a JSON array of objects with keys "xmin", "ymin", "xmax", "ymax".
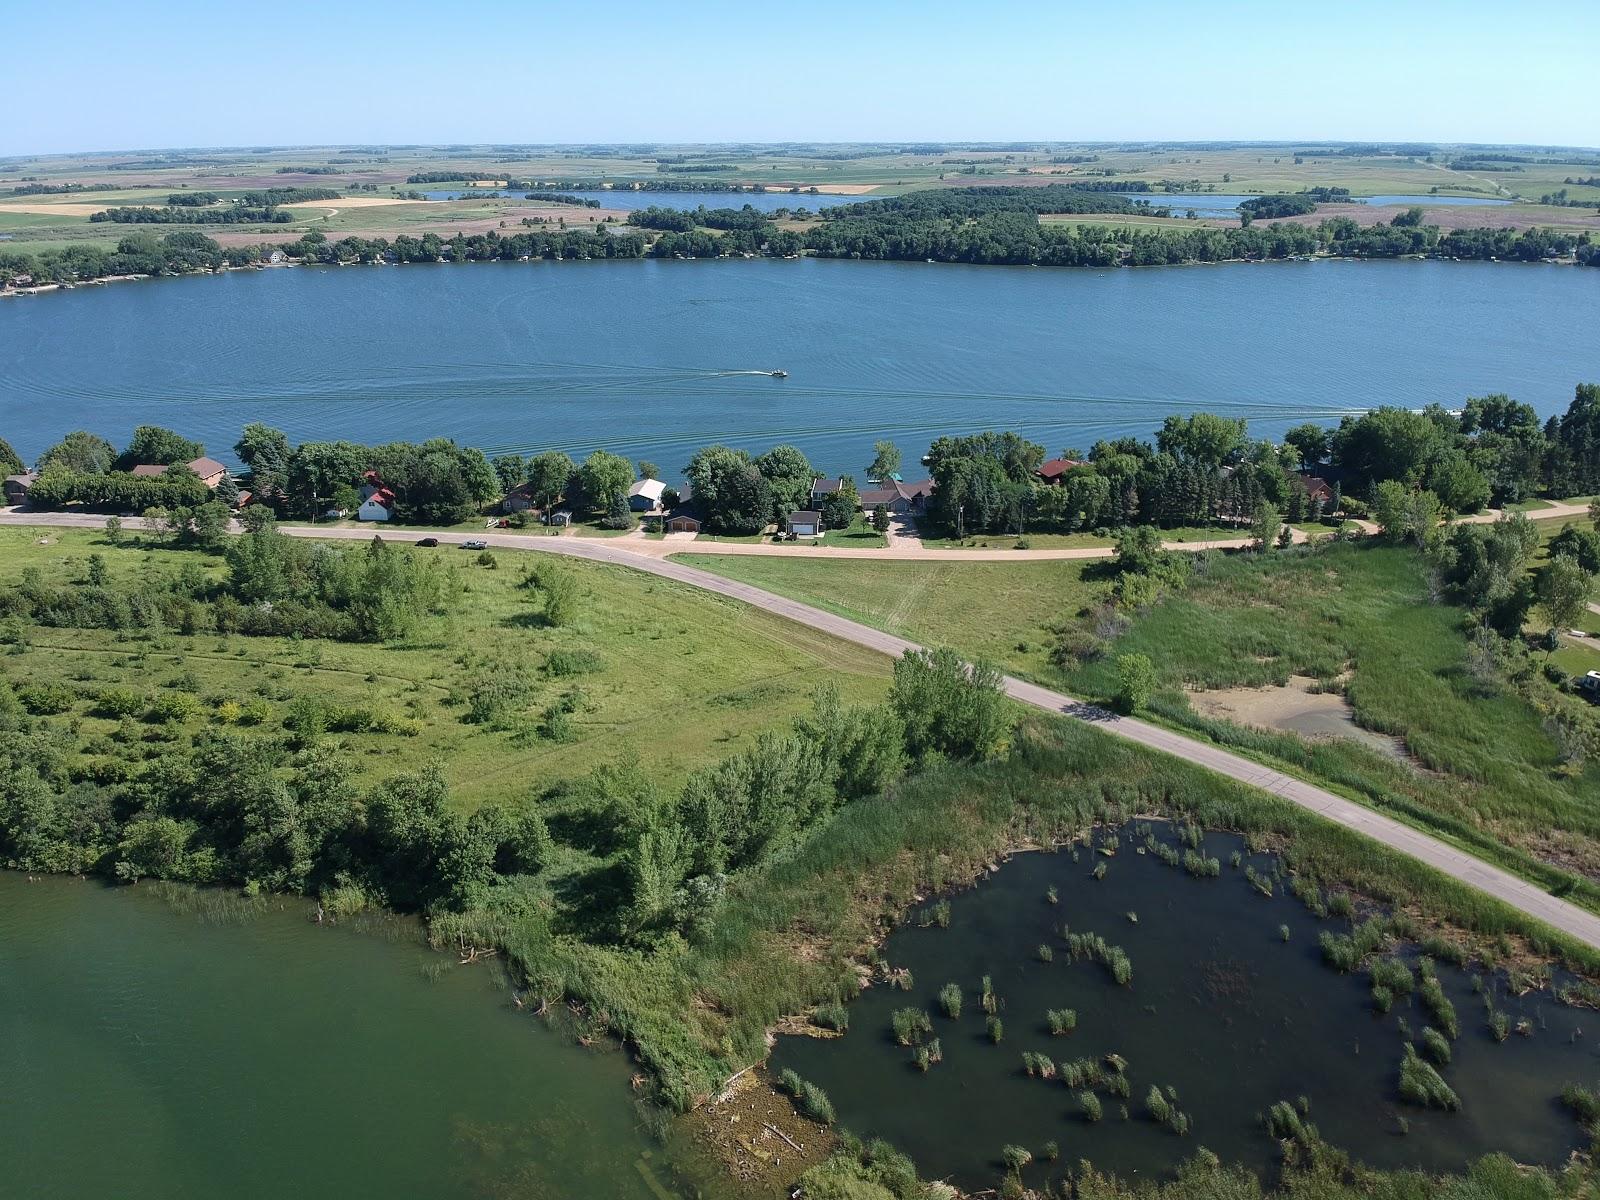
[
  {"xmin": 37, "ymin": 431, "xmax": 115, "ymax": 475},
  {"xmin": 867, "ymin": 440, "xmax": 902, "ymax": 481},
  {"xmin": 525, "ymin": 451, "xmax": 576, "ymax": 513},
  {"xmin": 575, "ymin": 450, "xmax": 634, "ymax": 515},
  {"xmin": 234, "ymin": 423, "xmax": 291, "ymax": 496},
  {"xmin": 115, "ymin": 425, "xmax": 204, "ymax": 471}
]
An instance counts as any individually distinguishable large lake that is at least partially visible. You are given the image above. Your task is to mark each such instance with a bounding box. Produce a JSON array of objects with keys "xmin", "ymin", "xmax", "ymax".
[
  {"xmin": 3, "ymin": 258, "xmax": 1595, "ymax": 477},
  {"xmin": 0, "ymin": 873, "xmax": 716, "ymax": 1200}
]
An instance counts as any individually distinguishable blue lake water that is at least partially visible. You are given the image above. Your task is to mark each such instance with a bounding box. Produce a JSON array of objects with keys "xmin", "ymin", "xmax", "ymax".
[{"xmin": 2, "ymin": 258, "xmax": 1595, "ymax": 479}]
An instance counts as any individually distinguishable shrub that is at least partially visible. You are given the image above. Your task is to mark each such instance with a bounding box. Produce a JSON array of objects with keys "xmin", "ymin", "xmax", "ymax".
[
  {"xmin": 543, "ymin": 648, "xmax": 605, "ymax": 677},
  {"xmin": 94, "ymin": 687, "xmax": 147, "ymax": 718},
  {"xmin": 17, "ymin": 681, "xmax": 75, "ymax": 715},
  {"xmin": 938, "ymin": 983, "xmax": 962, "ymax": 1018},
  {"xmin": 1115, "ymin": 652, "xmax": 1156, "ymax": 713},
  {"xmin": 149, "ymin": 691, "xmax": 200, "ymax": 723}
]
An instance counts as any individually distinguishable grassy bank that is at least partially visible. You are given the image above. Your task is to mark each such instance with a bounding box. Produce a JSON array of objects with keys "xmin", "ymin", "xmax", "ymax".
[{"xmin": 441, "ymin": 709, "xmax": 1600, "ymax": 1114}]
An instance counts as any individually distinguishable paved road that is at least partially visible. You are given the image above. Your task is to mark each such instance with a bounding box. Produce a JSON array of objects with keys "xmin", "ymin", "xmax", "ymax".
[{"xmin": 8, "ymin": 508, "xmax": 1600, "ymax": 950}]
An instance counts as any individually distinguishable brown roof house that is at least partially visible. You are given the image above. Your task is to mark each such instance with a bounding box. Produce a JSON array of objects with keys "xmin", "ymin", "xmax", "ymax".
[
  {"xmin": 131, "ymin": 457, "xmax": 230, "ymax": 490},
  {"xmin": 860, "ymin": 478, "xmax": 934, "ymax": 515},
  {"xmin": 3, "ymin": 472, "xmax": 37, "ymax": 505}
]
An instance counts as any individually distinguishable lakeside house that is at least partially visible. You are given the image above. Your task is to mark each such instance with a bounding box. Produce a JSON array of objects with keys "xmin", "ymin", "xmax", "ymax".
[
  {"xmin": 4, "ymin": 472, "xmax": 37, "ymax": 504},
  {"xmin": 501, "ymin": 482, "xmax": 536, "ymax": 514},
  {"xmin": 810, "ymin": 476, "xmax": 845, "ymax": 505},
  {"xmin": 859, "ymin": 478, "xmax": 933, "ymax": 515},
  {"xmin": 628, "ymin": 477, "xmax": 667, "ymax": 512},
  {"xmin": 129, "ymin": 456, "xmax": 231, "ymax": 490},
  {"xmin": 357, "ymin": 472, "xmax": 395, "ymax": 521},
  {"xmin": 786, "ymin": 510, "xmax": 823, "ymax": 538},
  {"xmin": 1036, "ymin": 458, "xmax": 1085, "ymax": 485}
]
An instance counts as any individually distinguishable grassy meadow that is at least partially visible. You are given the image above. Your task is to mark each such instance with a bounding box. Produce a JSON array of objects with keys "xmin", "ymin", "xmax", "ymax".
[
  {"xmin": 0, "ymin": 527, "xmax": 888, "ymax": 804},
  {"xmin": 686, "ymin": 540, "xmax": 1600, "ymax": 910}
]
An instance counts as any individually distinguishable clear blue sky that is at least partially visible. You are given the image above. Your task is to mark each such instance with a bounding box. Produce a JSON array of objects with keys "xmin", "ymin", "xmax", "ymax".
[{"xmin": 7, "ymin": 0, "xmax": 1596, "ymax": 155}]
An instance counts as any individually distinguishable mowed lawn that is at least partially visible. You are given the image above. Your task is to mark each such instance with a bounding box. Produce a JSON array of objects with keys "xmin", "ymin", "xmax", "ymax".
[
  {"xmin": 0, "ymin": 529, "xmax": 889, "ymax": 806},
  {"xmin": 677, "ymin": 554, "xmax": 1107, "ymax": 679}
]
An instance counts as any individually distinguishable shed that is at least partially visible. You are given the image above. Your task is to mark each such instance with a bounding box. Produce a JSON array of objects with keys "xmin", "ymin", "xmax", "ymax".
[
  {"xmin": 546, "ymin": 510, "xmax": 572, "ymax": 527},
  {"xmin": 786, "ymin": 510, "xmax": 822, "ymax": 538}
]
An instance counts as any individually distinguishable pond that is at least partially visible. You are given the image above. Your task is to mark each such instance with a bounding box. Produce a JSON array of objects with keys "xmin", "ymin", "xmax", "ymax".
[
  {"xmin": 769, "ymin": 826, "xmax": 1600, "ymax": 1192},
  {"xmin": 6, "ymin": 257, "xmax": 1596, "ymax": 480},
  {"xmin": 0, "ymin": 873, "xmax": 720, "ymax": 1200}
]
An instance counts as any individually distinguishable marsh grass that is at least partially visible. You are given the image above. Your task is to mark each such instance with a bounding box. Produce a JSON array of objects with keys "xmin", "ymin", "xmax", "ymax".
[
  {"xmin": 1036, "ymin": 944, "xmax": 1054, "ymax": 963},
  {"xmin": 1418, "ymin": 974, "xmax": 1461, "ymax": 1039},
  {"xmin": 1421, "ymin": 1027, "xmax": 1452, "ymax": 1065},
  {"xmin": 939, "ymin": 983, "xmax": 962, "ymax": 1019},
  {"xmin": 1045, "ymin": 1008, "xmax": 1076, "ymax": 1036},
  {"xmin": 987, "ymin": 1016, "xmax": 1004, "ymax": 1044},
  {"xmin": 891, "ymin": 1007, "xmax": 934, "ymax": 1047},
  {"xmin": 1079, "ymin": 1091, "xmax": 1103, "ymax": 1122},
  {"xmin": 1398, "ymin": 1044, "xmax": 1461, "ymax": 1111},
  {"xmin": 814, "ymin": 1002, "xmax": 849, "ymax": 1033}
]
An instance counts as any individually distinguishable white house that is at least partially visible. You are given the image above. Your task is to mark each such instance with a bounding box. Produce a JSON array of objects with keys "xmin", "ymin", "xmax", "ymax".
[
  {"xmin": 627, "ymin": 477, "xmax": 667, "ymax": 512},
  {"xmin": 357, "ymin": 485, "xmax": 395, "ymax": 522}
]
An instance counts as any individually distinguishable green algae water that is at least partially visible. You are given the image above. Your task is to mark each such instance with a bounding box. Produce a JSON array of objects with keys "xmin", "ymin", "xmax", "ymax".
[
  {"xmin": 0, "ymin": 873, "xmax": 713, "ymax": 1200},
  {"xmin": 771, "ymin": 828, "xmax": 1600, "ymax": 1192}
]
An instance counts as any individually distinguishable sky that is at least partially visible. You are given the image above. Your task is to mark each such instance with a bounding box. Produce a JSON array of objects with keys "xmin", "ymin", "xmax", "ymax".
[{"xmin": 6, "ymin": 0, "xmax": 1597, "ymax": 156}]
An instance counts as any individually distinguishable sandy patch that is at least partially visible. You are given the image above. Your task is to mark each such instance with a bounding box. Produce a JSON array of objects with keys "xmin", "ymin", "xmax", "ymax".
[
  {"xmin": 755, "ymin": 182, "xmax": 878, "ymax": 195},
  {"xmin": 0, "ymin": 202, "xmax": 108, "ymax": 217},
  {"xmin": 279, "ymin": 196, "xmax": 429, "ymax": 210},
  {"xmin": 1188, "ymin": 674, "xmax": 1409, "ymax": 761}
]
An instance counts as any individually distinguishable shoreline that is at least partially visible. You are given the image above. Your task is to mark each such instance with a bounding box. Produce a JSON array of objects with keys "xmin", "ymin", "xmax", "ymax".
[{"xmin": 1, "ymin": 245, "xmax": 1591, "ymax": 300}]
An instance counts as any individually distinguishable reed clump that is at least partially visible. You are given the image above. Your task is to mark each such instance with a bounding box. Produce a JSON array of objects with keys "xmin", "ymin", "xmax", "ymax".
[
  {"xmin": 1061, "ymin": 928, "xmax": 1133, "ymax": 986},
  {"xmin": 914, "ymin": 1038, "xmax": 944, "ymax": 1072},
  {"xmin": 813, "ymin": 1002, "xmax": 849, "ymax": 1033},
  {"xmin": 987, "ymin": 1015, "xmax": 1004, "ymax": 1043},
  {"xmin": 1398, "ymin": 1044, "xmax": 1460, "ymax": 1111},
  {"xmin": 1420, "ymin": 1027, "xmax": 1451, "ymax": 1065},
  {"xmin": 1418, "ymin": 971, "xmax": 1460, "ymax": 1039},
  {"xmin": 1080, "ymin": 1091, "xmax": 1103, "ymax": 1122},
  {"xmin": 1001, "ymin": 1144, "xmax": 1032, "ymax": 1171},
  {"xmin": 892, "ymin": 1007, "xmax": 933, "ymax": 1046},
  {"xmin": 1021, "ymin": 1050, "xmax": 1056, "ymax": 1078},
  {"xmin": 939, "ymin": 983, "xmax": 962, "ymax": 1019},
  {"xmin": 1046, "ymin": 1008, "xmax": 1076, "ymax": 1035},
  {"xmin": 1037, "ymin": 944, "xmax": 1054, "ymax": 963},
  {"xmin": 1046, "ymin": 885, "xmax": 1058, "ymax": 905},
  {"xmin": 1183, "ymin": 849, "xmax": 1221, "ymax": 878},
  {"xmin": 981, "ymin": 975, "xmax": 998, "ymax": 1015}
]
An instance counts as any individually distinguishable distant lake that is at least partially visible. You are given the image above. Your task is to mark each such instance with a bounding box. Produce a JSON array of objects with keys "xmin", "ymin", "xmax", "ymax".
[
  {"xmin": 421, "ymin": 188, "xmax": 864, "ymax": 213},
  {"xmin": 3, "ymin": 258, "xmax": 1596, "ymax": 478},
  {"xmin": 1118, "ymin": 193, "xmax": 1514, "ymax": 218}
]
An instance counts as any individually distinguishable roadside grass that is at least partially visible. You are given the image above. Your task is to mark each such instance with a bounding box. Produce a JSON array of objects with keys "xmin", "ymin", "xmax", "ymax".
[
  {"xmin": 678, "ymin": 555, "xmax": 1104, "ymax": 679},
  {"xmin": 819, "ymin": 520, "xmax": 887, "ymax": 549},
  {"xmin": 0, "ymin": 528, "xmax": 888, "ymax": 802},
  {"xmin": 454, "ymin": 712, "xmax": 1600, "ymax": 1108},
  {"xmin": 916, "ymin": 523, "xmax": 1246, "ymax": 552},
  {"xmin": 687, "ymin": 538, "xmax": 1600, "ymax": 909}
]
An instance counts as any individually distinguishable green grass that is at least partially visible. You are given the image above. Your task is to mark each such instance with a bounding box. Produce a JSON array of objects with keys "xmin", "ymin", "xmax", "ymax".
[
  {"xmin": 686, "ymin": 538, "xmax": 1600, "ymax": 908},
  {"xmin": 819, "ymin": 520, "xmax": 887, "ymax": 549},
  {"xmin": 0, "ymin": 528, "xmax": 888, "ymax": 802},
  {"xmin": 678, "ymin": 555, "xmax": 1105, "ymax": 679}
]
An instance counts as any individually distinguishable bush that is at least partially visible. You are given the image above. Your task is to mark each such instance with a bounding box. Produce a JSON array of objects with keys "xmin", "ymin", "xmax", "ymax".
[
  {"xmin": 17, "ymin": 681, "xmax": 76, "ymax": 715},
  {"xmin": 148, "ymin": 692, "xmax": 200, "ymax": 723},
  {"xmin": 1114, "ymin": 653, "xmax": 1156, "ymax": 713},
  {"xmin": 94, "ymin": 687, "xmax": 147, "ymax": 718},
  {"xmin": 544, "ymin": 648, "xmax": 605, "ymax": 676}
]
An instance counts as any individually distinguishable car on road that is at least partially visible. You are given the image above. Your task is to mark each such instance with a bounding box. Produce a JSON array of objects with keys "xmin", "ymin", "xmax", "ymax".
[
  {"xmin": 415, "ymin": 537, "xmax": 439, "ymax": 547},
  {"xmin": 460, "ymin": 539, "xmax": 488, "ymax": 550}
]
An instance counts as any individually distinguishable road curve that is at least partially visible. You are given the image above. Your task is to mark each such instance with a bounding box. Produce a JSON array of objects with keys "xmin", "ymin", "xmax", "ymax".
[{"xmin": 8, "ymin": 509, "xmax": 1600, "ymax": 951}]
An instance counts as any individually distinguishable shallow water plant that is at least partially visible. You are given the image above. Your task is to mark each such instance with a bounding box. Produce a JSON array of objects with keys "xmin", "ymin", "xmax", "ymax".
[
  {"xmin": 800, "ymin": 1081, "xmax": 836, "ymax": 1125},
  {"xmin": 813, "ymin": 1002, "xmax": 849, "ymax": 1033},
  {"xmin": 1080, "ymin": 1091, "xmax": 1103, "ymax": 1122},
  {"xmin": 1421, "ymin": 1027, "xmax": 1451, "ymax": 1066},
  {"xmin": 987, "ymin": 1016, "xmax": 1004, "ymax": 1044},
  {"xmin": 1046, "ymin": 1008, "xmax": 1076, "ymax": 1036},
  {"xmin": 1419, "ymin": 975, "xmax": 1460, "ymax": 1039},
  {"xmin": 1037, "ymin": 944, "xmax": 1054, "ymax": 963},
  {"xmin": 939, "ymin": 983, "xmax": 962, "ymax": 1019},
  {"xmin": 1000, "ymin": 1144, "xmax": 1032, "ymax": 1172},
  {"xmin": 892, "ymin": 1007, "xmax": 933, "ymax": 1047},
  {"xmin": 1398, "ymin": 1044, "xmax": 1460, "ymax": 1111}
]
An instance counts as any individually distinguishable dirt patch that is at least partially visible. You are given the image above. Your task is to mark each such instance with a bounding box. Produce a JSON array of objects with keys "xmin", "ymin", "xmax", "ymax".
[
  {"xmin": 682, "ymin": 1070, "xmax": 835, "ymax": 1188},
  {"xmin": 0, "ymin": 202, "xmax": 107, "ymax": 217},
  {"xmin": 1188, "ymin": 675, "xmax": 1410, "ymax": 762},
  {"xmin": 1273, "ymin": 201, "xmax": 1600, "ymax": 234},
  {"xmin": 279, "ymin": 196, "xmax": 429, "ymax": 210}
]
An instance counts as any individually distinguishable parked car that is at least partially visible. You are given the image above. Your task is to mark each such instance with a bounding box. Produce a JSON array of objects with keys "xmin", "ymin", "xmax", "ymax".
[
  {"xmin": 461, "ymin": 539, "xmax": 488, "ymax": 550},
  {"xmin": 415, "ymin": 537, "xmax": 439, "ymax": 547}
]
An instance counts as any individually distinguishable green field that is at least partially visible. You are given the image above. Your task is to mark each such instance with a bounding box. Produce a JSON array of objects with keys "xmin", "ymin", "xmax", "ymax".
[
  {"xmin": 0, "ymin": 528, "xmax": 888, "ymax": 803},
  {"xmin": 685, "ymin": 541, "xmax": 1600, "ymax": 910}
]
